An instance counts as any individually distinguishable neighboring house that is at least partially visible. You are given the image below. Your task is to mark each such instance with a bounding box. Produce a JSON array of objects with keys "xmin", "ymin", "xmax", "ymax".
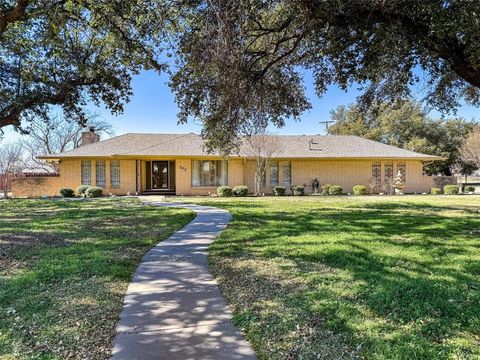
[{"xmin": 12, "ymin": 132, "xmax": 444, "ymax": 197}]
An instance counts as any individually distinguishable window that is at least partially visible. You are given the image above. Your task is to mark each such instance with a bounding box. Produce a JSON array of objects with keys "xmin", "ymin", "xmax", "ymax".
[
  {"xmin": 96, "ymin": 161, "xmax": 106, "ymax": 187},
  {"xmin": 282, "ymin": 162, "xmax": 291, "ymax": 187},
  {"xmin": 192, "ymin": 160, "xmax": 227, "ymax": 187},
  {"xmin": 270, "ymin": 161, "xmax": 279, "ymax": 186},
  {"xmin": 110, "ymin": 160, "xmax": 120, "ymax": 187},
  {"xmin": 372, "ymin": 162, "xmax": 381, "ymax": 182},
  {"xmin": 397, "ymin": 162, "xmax": 406, "ymax": 182},
  {"xmin": 81, "ymin": 160, "xmax": 91, "ymax": 185},
  {"xmin": 384, "ymin": 162, "xmax": 394, "ymax": 180}
]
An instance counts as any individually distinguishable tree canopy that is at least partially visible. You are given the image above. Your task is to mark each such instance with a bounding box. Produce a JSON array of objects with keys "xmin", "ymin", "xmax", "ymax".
[
  {"xmin": 329, "ymin": 100, "xmax": 476, "ymax": 175},
  {"xmin": 0, "ymin": 0, "xmax": 167, "ymax": 132},
  {"xmin": 169, "ymin": 0, "xmax": 480, "ymax": 152}
]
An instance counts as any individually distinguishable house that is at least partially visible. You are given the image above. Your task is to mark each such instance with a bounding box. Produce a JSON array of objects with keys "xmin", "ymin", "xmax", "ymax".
[{"xmin": 12, "ymin": 132, "xmax": 444, "ymax": 197}]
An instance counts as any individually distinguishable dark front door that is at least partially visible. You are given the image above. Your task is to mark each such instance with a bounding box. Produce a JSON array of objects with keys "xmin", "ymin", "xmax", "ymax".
[{"xmin": 152, "ymin": 161, "xmax": 169, "ymax": 189}]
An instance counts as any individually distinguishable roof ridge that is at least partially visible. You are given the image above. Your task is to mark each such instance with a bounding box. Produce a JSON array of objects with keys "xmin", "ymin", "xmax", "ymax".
[{"xmin": 115, "ymin": 133, "xmax": 195, "ymax": 155}]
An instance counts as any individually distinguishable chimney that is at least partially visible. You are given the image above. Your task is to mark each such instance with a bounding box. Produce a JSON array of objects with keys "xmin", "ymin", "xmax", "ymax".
[{"xmin": 81, "ymin": 127, "xmax": 100, "ymax": 146}]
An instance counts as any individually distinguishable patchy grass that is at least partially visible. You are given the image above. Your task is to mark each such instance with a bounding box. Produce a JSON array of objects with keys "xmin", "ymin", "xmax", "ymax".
[
  {"xmin": 171, "ymin": 195, "xmax": 480, "ymax": 360},
  {"xmin": 0, "ymin": 198, "xmax": 194, "ymax": 360}
]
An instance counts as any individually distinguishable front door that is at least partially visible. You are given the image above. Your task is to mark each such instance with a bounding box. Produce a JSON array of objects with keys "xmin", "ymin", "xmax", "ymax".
[{"xmin": 152, "ymin": 161, "xmax": 169, "ymax": 189}]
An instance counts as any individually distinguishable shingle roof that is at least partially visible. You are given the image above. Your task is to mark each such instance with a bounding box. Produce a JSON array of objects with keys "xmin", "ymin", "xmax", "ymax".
[{"xmin": 39, "ymin": 132, "xmax": 444, "ymax": 160}]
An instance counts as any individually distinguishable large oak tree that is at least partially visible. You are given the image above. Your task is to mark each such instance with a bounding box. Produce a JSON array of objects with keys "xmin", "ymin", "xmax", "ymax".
[
  {"xmin": 0, "ymin": 0, "xmax": 168, "ymax": 133},
  {"xmin": 169, "ymin": 0, "xmax": 480, "ymax": 153}
]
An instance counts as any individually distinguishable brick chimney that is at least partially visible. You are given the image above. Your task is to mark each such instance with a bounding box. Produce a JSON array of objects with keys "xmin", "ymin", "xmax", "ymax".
[{"xmin": 81, "ymin": 127, "xmax": 100, "ymax": 146}]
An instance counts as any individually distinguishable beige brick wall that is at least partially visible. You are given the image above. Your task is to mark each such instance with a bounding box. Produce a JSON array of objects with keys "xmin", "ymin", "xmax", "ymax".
[{"xmin": 12, "ymin": 156, "xmax": 435, "ymax": 197}]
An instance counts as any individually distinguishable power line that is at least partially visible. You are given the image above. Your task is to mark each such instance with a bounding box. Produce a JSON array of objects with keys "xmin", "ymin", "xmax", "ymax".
[{"xmin": 319, "ymin": 120, "xmax": 334, "ymax": 134}]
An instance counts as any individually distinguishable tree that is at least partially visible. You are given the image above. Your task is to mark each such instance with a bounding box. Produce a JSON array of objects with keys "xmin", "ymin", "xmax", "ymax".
[
  {"xmin": 242, "ymin": 131, "xmax": 283, "ymax": 194},
  {"xmin": 21, "ymin": 114, "xmax": 113, "ymax": 172},
  {"xmin": 169, "ymin": 0, "xmax": 480, "ymax": 153},
  {"xmin": 0, "ymin": 1, "xmax": 168, "ymax": 132},
  {"xmin": 329, "ymin": 100, "xmax": 476, "ymax": 175},
  {"xmin": 459, "ymin": 127, "xmax": 480, "ymax": 171},
  {"xmin": 0, "ymin": 140, "xmax": 23, "ymax": 197}
]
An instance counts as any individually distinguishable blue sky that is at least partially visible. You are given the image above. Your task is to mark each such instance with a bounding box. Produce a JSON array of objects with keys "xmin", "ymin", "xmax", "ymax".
[{"xmin": 5, "ymin": 69, "xmax": 480, "ymax": 140}]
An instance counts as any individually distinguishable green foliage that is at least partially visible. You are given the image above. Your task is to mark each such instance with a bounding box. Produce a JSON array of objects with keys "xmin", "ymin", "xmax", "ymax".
[
  {"xmin": 321, "ymin": 184, "xmax": 332, "ymax": 195},
  {"xmin": 59, "ymin": 188, "xmax": 75, "ymax": 198},
  {"xmin": 329, "ymin": 100, "xmax": 476, "ymax": 175},
  {"xmin": 353, "ymin": 185, "xmax": 368, "ymax": 195},
  {"xmin": 291, "ymin": 185, "xmax": 305, "ymax": 196},
  {"xmin": 168, "ymin": 2, "xmax": 480, "ymax": 154},
  {"xmin": 444, "ymin": 185, "xmax": 460, "ymax": 195},
  {"xmin": 76, "ymin": 185, "xmax": 90, "ymax": 196},
  {"xmin": 464, "ymin": 186, "xmax": 475, "ymax": 193},
  {"xmin": 217, "ymin": 186, "xmax": 233, "ymax": 197},
  {"xmin": 85, "ymin": 186, "xmax": 103, "ymax": 198},
  {"xmin": 0, "ymin": 1, "xmax": 166, "ymax": 130},
  {"xmin": 232, "ymin": 185, "xmax": 248, "ymax": 197},
  {"xmin": 328, "ymin": 185, "xmax": 343, "ymax": 195},
  {"xmin": 430, "ymin": 187, "xmax": 442, "ymax": 195},
  {"xmin": 273, "ymin": 186, "xmax": 286, "ymax": 196}
]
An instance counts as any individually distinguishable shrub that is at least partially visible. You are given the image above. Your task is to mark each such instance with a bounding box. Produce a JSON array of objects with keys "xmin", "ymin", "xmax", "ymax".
[
  {"xmin": 464, "ymin": 185, "xmax": 475, "ymax": 193},
  {"xmin": 273, "ymin": 186, "xmax": 286, "ymax": 196},
  {"xmin": 76, "ymin": 185, "xmax": 90, "ymax": 196},
  {"xmin": 353, "ymin": 185, "xmax": 368, "ymax": 195},
  {"xmin": 232, "ymin": 185, "xmax": 248, "ymax": 197},
  {"xmin": 291, "ymin": 185, "xmax": 305, "ymax": 196},
  {"xmin": 328, "ymin": 185, "xmax": 343, "ymax": 195},
  {"xmin": 217, "ymin": 186, "xmax": 233, "ymax": 197},
  {"xmin": 321, "ymin": 184, "xmax": 332, "ymax": 195},
  {"xmin": 443, "ymin": 185, "xmax": 459, "ymax": 195},
  {"xmin": 430, "ymin": 187, "xmax": 442, "ymax": 195},
  {"xmin": 59, "ymin": 188, "xmax": 75, "ymax": 198},
  {"xmin": 85, "ymin": 186, "xmax": 103, "ymax": 198}
]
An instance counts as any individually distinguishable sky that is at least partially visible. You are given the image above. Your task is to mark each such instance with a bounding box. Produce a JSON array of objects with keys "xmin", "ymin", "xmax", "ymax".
[{"xmin": 4, "ymin": 68, "xmax": 480, "ymax": 140}]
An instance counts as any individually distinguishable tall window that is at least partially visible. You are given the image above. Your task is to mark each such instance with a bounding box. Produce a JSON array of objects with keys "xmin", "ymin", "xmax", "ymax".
[
  {"xmin": 397, "ymin": 162, "xmax": 406, "ymax": 182},
  {"xmin": 384, "ymin": 162, "xmax": 394, "ymax": 180},
  {"xmin": 110, "ymin": 160, "xmax": 120, "ymax": 187},
  {"xmin": 81, "ymin": 160, "xmax": 91, "ymax": 185},
  {"xmin": 96, "ymin": 161, "xmax": 106, "ymax": 187},
  {"xmin": 282, "ymin": 162, "xmax": 291, "ymax": 187},
  {"xmin": 372, "ymin": 162, "xmax": 381, "ymax": 182},
  {"xmin": 192, "ymin": 160, "xmax": 227, "ymax": 187},
  {"xmin": 270, "ymin": 161, "xmax": 279, "ymax": 186}
]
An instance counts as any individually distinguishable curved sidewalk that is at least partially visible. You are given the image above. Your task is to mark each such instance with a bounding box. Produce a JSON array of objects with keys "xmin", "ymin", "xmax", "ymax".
[{"xmin": 111, "ymin": 198, "xmax": 256, "ymax": 360}]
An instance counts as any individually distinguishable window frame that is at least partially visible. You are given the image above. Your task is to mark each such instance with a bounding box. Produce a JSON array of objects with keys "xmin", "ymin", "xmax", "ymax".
[
  {"xmin": 81, "ymin": 160, "xmax": 91, "ymax": 185},
  {"xmin": 191, "ymin": 160, "xmax": 228, "ymax": 187},
  {"xmin": 96, "ymin": 160, "xmax": 106, "ymax": 187},
  {"xmin": 270, "ymin": 161, "xmax": 279, "ymax": 187},
  {"xmin": 397, "ymin": 162, "xmax": 406, "ymax": 182},
  {"xmin": 282, "ymin": 161, "xmax": 291, "ymax": 188},
  {"xmin": 372, "ymin": 162, "xmax": 381, "ymax": 182},
  {"xmin": 110, "ymin": 160, "xmax": 120, "ymax": 188}
]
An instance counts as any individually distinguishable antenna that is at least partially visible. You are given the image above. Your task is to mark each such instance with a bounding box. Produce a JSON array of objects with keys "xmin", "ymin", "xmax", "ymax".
[{"xmin": 319, "ymin": 120, "xmax": 334, "ymax": 134}]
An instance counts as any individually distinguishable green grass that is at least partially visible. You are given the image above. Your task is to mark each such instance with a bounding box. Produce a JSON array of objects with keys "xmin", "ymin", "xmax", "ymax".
[
  {"xmin": 0, "ymin": 198, "xmax": 194, "ymax": 360},
  {"xmin": 171, "ymin": 195, "xmax": 480, "ymax": 359}
]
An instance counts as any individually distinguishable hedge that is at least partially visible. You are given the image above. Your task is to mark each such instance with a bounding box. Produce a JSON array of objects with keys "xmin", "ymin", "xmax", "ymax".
[
  {"xmin": 328, "ymin": 185, "xmax": 343, "ymax": 195},
  {"xmin": 76, "ymin": 185, "xmax": 90, "ymax": 196},
  {"xmin": 217, "ymin": 186, "xmax": 233, "ymax": 197},
  {"xmin": 85, "ymin": 186, "xmax": 103, "ymax": 198},
  {"xmin": 59, "ymin": 188, "xmax": 75, "ymax": 198},
  {"xmin": 272, "ymin": 186, "xmax": 286, "ymax": 196},
  {"xmin": 353, "ymin": 185, "xmax": 367, "ymax": 195},
  {"xmin": 444, "ymin": 185, "xmax": 459, "ymax": 195},
  {"xmin": 430, "ymin": 187, "xmax": 442, "ymax": 195},
  {"xmin": 232, "ymin": 185, "xmax": 248, "ymax": 197},
  {"xmin": 291, "ymin": 185, "xmax": 305, "ymax": 196}
]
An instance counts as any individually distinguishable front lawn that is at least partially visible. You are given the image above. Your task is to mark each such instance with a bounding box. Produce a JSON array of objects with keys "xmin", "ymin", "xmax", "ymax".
[
  {"xmin": 172, "ymin": 195, "xmax": 480, "ymax": 359},
  {"xmin": 0, "ymin": 198, "xmax": 194, "ymax": 360}
]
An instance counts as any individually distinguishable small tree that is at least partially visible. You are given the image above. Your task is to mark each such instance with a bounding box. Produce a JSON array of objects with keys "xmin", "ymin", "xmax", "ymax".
[
  {"xmin": 0, "ymin": 141, "xmax": 24, "ymax": 198},
  {"xmin": 459, "ymin": 127, "xmax": 480, "ymax": 171},
  {"xmin": 242, "ymin": 132, "xmax": 283, "ymax": 195}
]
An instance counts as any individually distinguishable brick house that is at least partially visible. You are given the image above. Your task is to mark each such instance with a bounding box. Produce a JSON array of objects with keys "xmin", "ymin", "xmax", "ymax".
[{"xmin": 12, "ymin": 132, "xmax": 444, "ymax": 197}]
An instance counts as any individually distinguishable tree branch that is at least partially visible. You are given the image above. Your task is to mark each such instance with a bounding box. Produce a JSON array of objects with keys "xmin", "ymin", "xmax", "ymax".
[{"xmin": 0, "ymin": 0, "xmax": 29, "ymax": 36}]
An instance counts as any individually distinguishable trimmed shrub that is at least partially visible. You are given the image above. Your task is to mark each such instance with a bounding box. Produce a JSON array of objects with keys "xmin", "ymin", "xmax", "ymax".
[
  {"xmin": 430, "ymin": 187, "xmax": 442, "ymax": 195},
  {"xmin": 232, "ymin": 185, "xmax": 248, "ymax": 197},
  {"xmin": 464, "ymin": 185, "xmax": 475, "ymax": 193},
  {"xmin": 321, "ymin": 183, "xmax": 332, "ymax": 195},
  {"xmin": 328, "ymin": 185, "xmax": 343, "ymax": 195},
  {"xmin": 291, "ymin": 185, "xmax": 305, "ymax": 196},
  {"xmin": 85, "ymin": 186, "xmax": 103, "ymax": 198},
  {"xmin": 76, "ymin": 185, "xmax": 90, "ymax": 196},
  {"xmin": 59, "ymin": 188, "xmax": 75, "ymax": 198},
  {"xmin": 444, "ymin": 185, "xmax": 460, "ymax": 195},
  {"xmin": 217, "ymin": 186, "xmax": 233, "ymax": 197},
  {"xmin": 353, "ymin": 185, "xmax": 368, "ymax": 196},
  {"xmin": 273, "ymin": 186, "xmax": 286, "ymax": 196}
]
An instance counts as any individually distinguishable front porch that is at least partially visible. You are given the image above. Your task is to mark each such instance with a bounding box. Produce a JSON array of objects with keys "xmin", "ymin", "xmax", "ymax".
[{"xmin": 140, "ymin": 160, "xmax": 176, "ymax": 195}]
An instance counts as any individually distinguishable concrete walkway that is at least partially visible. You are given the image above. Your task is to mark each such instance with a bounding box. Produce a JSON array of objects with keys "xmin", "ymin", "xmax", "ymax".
[{"xmin": 111, "ymin": 197, "xmax": 256, "ymax": 360}]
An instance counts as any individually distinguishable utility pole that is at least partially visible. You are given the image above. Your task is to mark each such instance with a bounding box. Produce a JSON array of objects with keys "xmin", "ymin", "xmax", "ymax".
[{"xmin": 319, "ymin": 120, "xmax": 334, "ymax": 134}]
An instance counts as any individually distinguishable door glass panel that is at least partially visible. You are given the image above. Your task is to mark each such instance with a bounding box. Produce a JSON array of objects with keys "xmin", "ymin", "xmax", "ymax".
[{"xmin": 152, "ymin": 161, "xmax": 169, "ymax": 189}]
